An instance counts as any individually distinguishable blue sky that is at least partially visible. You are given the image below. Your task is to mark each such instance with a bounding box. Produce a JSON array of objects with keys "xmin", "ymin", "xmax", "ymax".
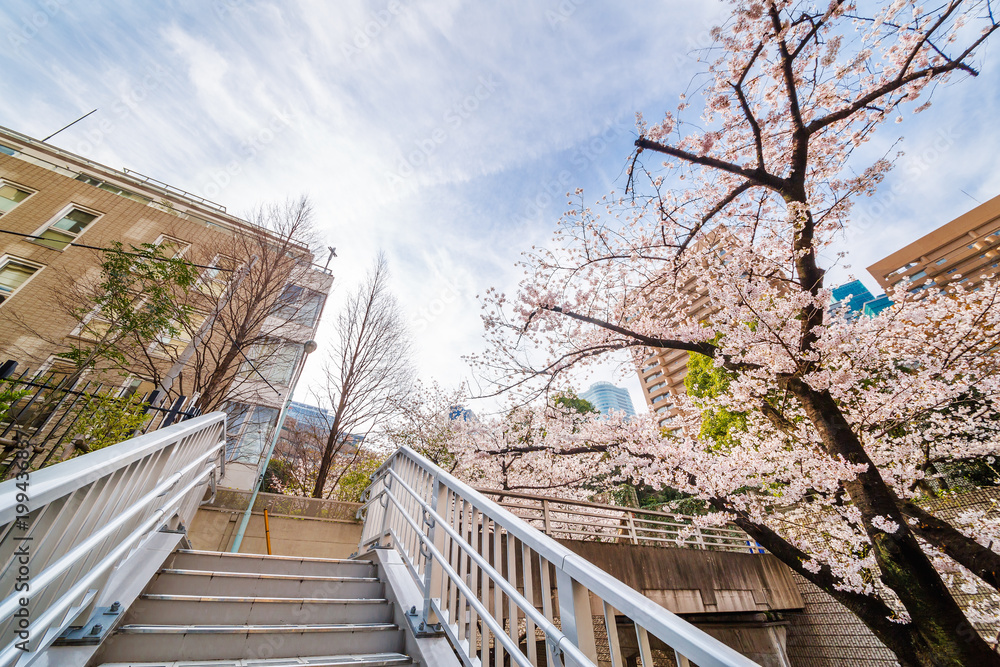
[{"xmin": 2, "ymin": 0, "xmax": 999, "ymax": 413}]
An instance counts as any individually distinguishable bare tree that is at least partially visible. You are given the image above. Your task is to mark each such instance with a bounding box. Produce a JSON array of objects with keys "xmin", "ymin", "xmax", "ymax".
[
  {"xmin": 125, "ymin": 197, "xmax": 326, "ymax": 413},
  {"xmin": 311, "ymin": 253, "xmax": 413, "ymax": 498}
]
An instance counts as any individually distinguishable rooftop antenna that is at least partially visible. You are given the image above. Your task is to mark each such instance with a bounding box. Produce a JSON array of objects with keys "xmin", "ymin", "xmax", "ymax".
[
  {"xmin": 42, "ymin": 109, "xmax": 98, "ymax": 142},
  {"xmin": 324, "ymin": 246, "xmax": 337, "ymax": 271}
]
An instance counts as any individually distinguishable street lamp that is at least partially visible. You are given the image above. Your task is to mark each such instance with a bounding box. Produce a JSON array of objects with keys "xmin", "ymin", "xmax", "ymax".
[{"xmin": 230, "ymin": 339, "xmax": 317, "ymax": 553}]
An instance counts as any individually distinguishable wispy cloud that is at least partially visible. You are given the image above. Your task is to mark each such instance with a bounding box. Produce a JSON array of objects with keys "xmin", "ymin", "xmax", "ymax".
[{"xmin": 1, "ymin": 0, "xmax": 997, "ymax": 412}]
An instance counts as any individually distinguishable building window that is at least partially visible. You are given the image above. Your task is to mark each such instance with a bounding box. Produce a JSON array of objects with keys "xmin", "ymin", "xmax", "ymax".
[
  {"xmin": 120, "ymin": 376, "xmax": 157, "ymax": 400},
  {"xmin": 240, "ymin": 340, "xmax": 303, "ymax": 386},
  {"xmin": 32, "ymin": 206, "xmax": 100, "ymax": 250},
  {"xmin": 198, "ymin": 255, "xmax": 239, "ymax": 297},
  {"xmin": 0, "ymin": 257, "xmax": 41, "ymax": 304},
  {"xmin": 647, "ymin": 381, "xmax": 666, "ymax": 391},
  {"xmin": 154, "ymin": 235, "xmax": 190, "ymax": 258},
  {"xmin": 36, "ymin": 356, "xmax": 79, "ymax": 388},
  {"xmin": 225, "ymin": 403, "xmax": 280, "ymax": 463},
  {"xmin": 0, "ymin": 182, "xmax": 32, "ymax": 215},
  {"xmin": 651, "ymin": 393, "xmax": 668, "ymax": 404},
  {"xmin": 935, "ymin": 257, "xmax": 948, "ymax": 265},
  {"xmin": 271, "ymin": 284, "xmax": 326, "ymax": 327}
]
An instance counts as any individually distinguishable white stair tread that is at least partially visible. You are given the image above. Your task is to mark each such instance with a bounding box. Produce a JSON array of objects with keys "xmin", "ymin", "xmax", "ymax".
[
  {"xmin": 96, "ymin": 652, "xmax": 412, "ymax": 666},
  {"xmin": 141, "ymin": 594, "xmax": 389, "ymax": 604},
  {"xmin": 174, "ymin": 549, "xmax": 373, "ymax": 565},
  {"xmin": 159, "ymin": 569, "xmax": 379, "ymax": 582},
  {"xmin": 116, "ymin": 623, "xmax": 398, "ymax": 634}
]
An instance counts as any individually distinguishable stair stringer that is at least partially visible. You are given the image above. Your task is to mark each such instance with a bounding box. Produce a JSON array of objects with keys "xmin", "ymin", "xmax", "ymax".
[{"xmin": 366, "ymin": 548, "xmax": 462, "ymax": 667}]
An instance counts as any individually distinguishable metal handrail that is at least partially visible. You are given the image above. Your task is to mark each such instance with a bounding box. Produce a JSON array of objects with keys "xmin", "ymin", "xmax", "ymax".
[
  {"xmin": 358, "ymin": 446, "xmax": 759, "ymax": 667},
  {"xmin": 476, "ymin": 488, "xmax": 760, "ymax": 552},
  {"xmin": 0, "ymin": 412, "xmax": 226, "ymax": 667}
]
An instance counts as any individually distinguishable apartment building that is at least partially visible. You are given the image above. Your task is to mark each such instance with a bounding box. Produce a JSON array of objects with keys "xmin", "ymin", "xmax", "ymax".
[
  {"xmin": 867, "ymin": 193, "xmax": 1000, "ymax": 292},
  {"xmin": 635, "ymin": 261, "xmax": 716, "ymax": 428},
  {"xmin": 0, "ymin": 125, "xmax": 332, "ymax": 490}
]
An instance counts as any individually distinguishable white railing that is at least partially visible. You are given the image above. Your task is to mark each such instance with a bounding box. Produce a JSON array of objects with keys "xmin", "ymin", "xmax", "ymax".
[
  {"xmin": 0, "ymin": 412, "xmax": 226, "ymax": 667},
  {"xmin": 359, "ymin": 447, "xmax": 759, "ymax": 667},
  {"xmin": 476, "ymin": 488, "xmax": 762, "ymax": 553}
]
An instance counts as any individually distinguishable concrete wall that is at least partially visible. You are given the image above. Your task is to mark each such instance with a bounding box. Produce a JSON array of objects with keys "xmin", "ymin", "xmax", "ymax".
[
  {"xmin": 557, "ymin": 540, "xmax": 803, "ymax": 615},
  {"xmin": 188, "ymin": 506, "xmax": 363, "ymax": 559}
]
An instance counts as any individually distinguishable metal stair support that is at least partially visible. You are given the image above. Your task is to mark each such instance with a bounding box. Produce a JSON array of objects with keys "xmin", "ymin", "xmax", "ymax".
[
  {"xmin": 86, "ymin": 549, "xmax": 417, "ymax": 666},
  {"xmin": 357, "ymin": 446, "xmax": 763, "ymax": 667}
]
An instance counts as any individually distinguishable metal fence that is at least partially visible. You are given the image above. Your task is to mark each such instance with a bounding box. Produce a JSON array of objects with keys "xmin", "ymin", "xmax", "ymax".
[
  {"xmin": 359, "ymin": 446, "xmax": 760, "ymax": 667},
  {"xmin": 477, "ymin": 488, "xmax": 762, "ymax": 553},
  {"xmin": 0, "ymin": 360, "xmax": 199, "ymax": 479},
  {"xmin": 0, "ymin": 412, "xmax": 226, "ymax": 666},
  {"xmin": 206, "ymin": 488, "xmax": 361, "ymax": 522}
]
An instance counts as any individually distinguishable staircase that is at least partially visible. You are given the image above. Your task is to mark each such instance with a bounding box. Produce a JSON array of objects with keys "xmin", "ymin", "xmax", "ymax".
[
  {"xmin": 88, "ymin": 550, "xmax": 414, "ymax": 667},
  {"xmin": 0, "ymin": 415, "xmax": 761, "ymax": 667}
]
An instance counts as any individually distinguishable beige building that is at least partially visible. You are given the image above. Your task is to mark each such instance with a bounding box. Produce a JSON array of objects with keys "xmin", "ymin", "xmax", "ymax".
[
  {"xmin": 0, "ymin": 125, "xmax": 332, "ymax": 490},
  {"xmin": 635, "ymin": 247, "xmax": 718, "ymax": 428},
  {"xmin": 867, "ymin": 193, "xmax": 1000, "ymax": 291}
]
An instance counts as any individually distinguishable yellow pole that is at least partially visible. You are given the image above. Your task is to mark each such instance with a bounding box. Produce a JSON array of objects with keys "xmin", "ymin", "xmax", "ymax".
[{"xmin": 263, "ymin": 508, "xmax": 273, "ymax": 555}]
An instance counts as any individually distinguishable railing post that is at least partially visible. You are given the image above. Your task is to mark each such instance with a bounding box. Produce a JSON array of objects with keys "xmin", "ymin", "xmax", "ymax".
[
  {"xmin": 542, "ymin": 498, "xmax": 553, "ymax": 536},
  {"xmin": 555, "ymin": 568, "xmax": 599, "ymax": 664},
  {"xmin": 627, "ymin": 512, "xmax": 638, "ymax": 545},
  {"xmin": 421, "ymin": 474, "xmax": 446, "ymax": 628}
]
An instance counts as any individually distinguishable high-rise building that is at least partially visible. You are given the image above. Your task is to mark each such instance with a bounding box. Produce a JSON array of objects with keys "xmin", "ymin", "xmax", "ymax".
[
  {"xmin": 867, "ymin": 193, "xmax": 1000, "ymax": 293},
  {"xmin": 580, "ymin": 381, "xmax": 636, "ymax": 417},
  {"xmin": 0, "ymin": 125, "xmax": 332, "ymax": 490},
  {"xmin": 830, "ymin": 280, "xmax": 891, "ymax": 319}
]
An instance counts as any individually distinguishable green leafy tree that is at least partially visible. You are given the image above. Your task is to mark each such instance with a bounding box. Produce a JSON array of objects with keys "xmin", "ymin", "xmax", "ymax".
[
  {"xmin": 69, "ymin": 393, "xmax": 150, "ymax": 452},
  {"xmin": 552, "ymin": 391, "xmax": 598, "ymax": 415},
  {"xmin": 684, "ymin": 352, "xmax": 747, "ymax": 448},
  {"xmin": 61, "ymin": 241, "xmax": 200, "ymax": 383},
  {"xmin": 332, "ymin": 453, "xmax": 387, "ymax": 503}
]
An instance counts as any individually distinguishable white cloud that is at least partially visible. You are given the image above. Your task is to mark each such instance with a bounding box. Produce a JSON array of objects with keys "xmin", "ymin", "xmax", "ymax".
[{"xmin": 0, "ymin": 0, "xmax": 996, "ymax": 416}]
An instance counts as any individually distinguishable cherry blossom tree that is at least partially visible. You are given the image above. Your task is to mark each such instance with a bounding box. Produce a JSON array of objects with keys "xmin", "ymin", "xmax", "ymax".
[{"xmin": 475, "ymin": 2, "xmax": 1000, "ymax": 664}]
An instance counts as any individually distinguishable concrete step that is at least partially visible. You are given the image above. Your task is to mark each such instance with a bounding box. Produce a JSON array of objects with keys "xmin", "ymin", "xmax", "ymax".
[
  {"xmin": 124, "ymin": 595, "xmax": 394, "ymax": 626},
  {"xmin": 166, "ymin": 550, "xmax": 377, "ymax": 578},
  {"xmin": 96, "ymin": 653, "xmax": 413, "ymax": 666},
  {"xmin": 94, "ymin": 624, "xmax": 406, "ymax": 663},
  {"xmin": 148, "ymin": 569, "xmax": 383, "ymax": 599}
]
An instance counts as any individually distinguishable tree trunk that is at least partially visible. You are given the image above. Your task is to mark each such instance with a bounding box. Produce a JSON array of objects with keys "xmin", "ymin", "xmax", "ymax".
[
  {"xmin": 788, "ymin": 380, "xmax": 999, "ymax": 665},
  {"xmin": 196, "ymin": 342, "xmax": 244, "ymax": 412},
  {"xmin": 897, "ymin": 498, "xmax": 1000, "ymax": 592},
  {"xmin": 312, "ymin": 409, "xmax": 345, "ymax": 498}
]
